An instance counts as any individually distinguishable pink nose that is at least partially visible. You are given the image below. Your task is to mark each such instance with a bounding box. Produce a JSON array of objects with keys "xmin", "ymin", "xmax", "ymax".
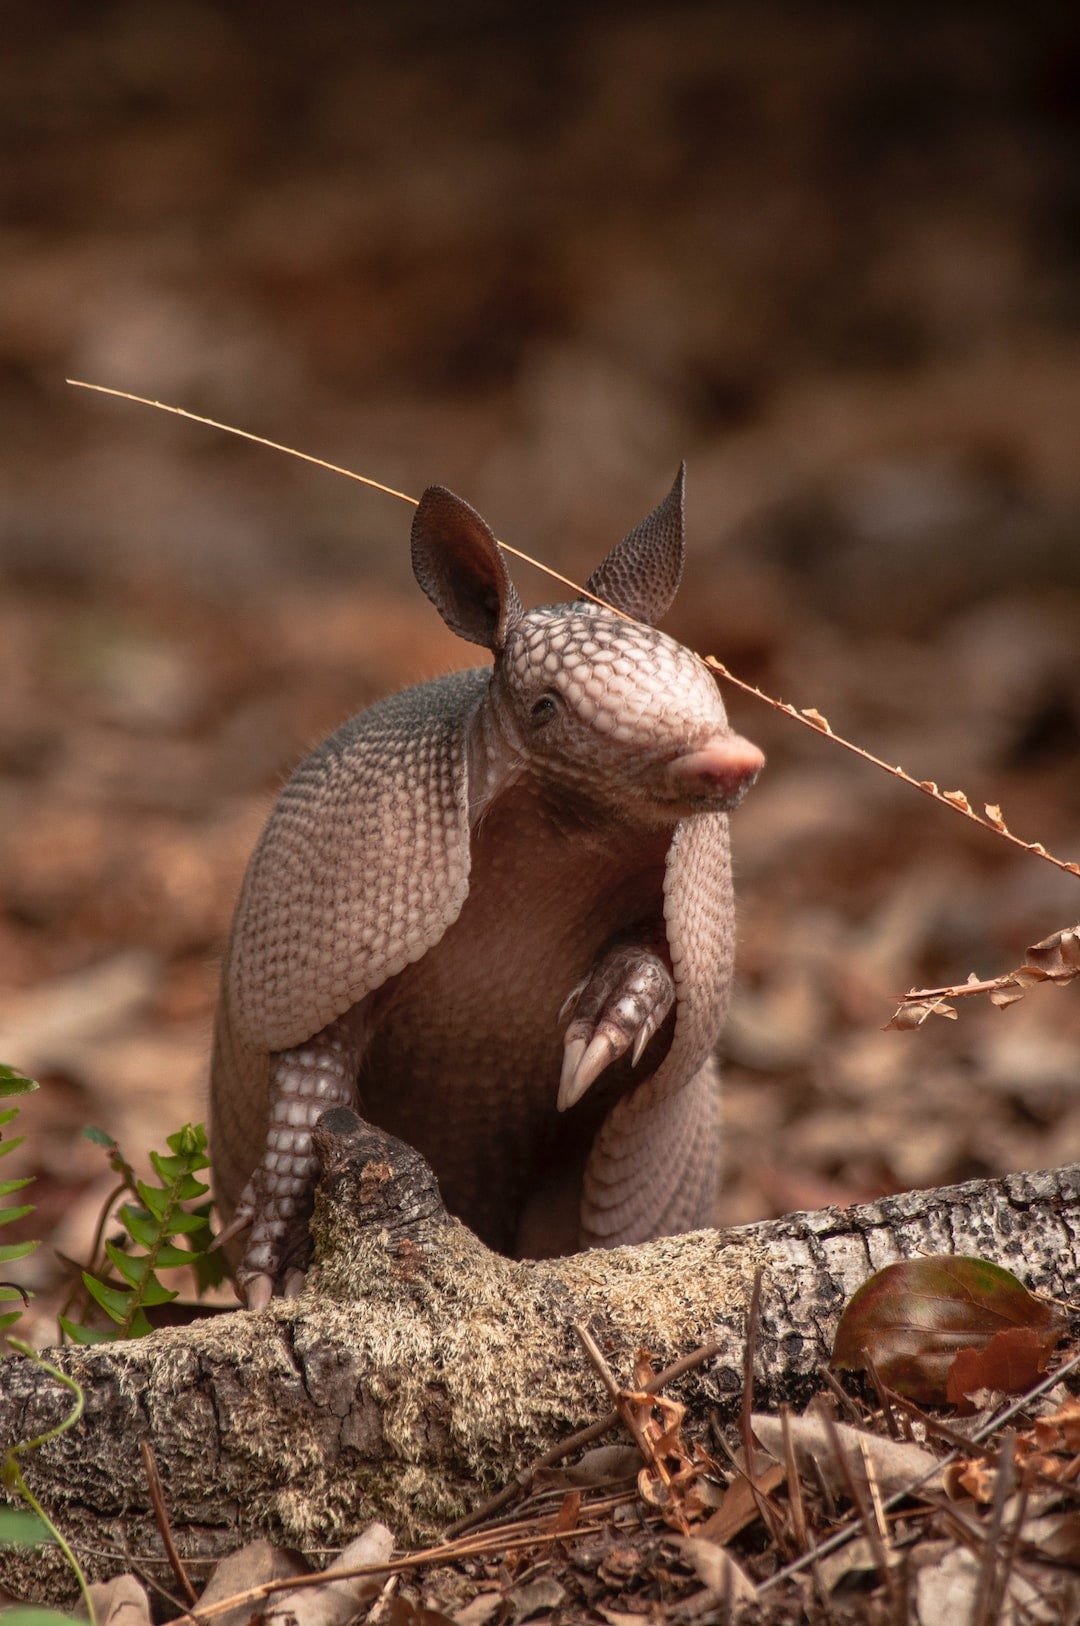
[{"xmin": 667, "ymin": 733, "xmax": 765, "ymax": 805}]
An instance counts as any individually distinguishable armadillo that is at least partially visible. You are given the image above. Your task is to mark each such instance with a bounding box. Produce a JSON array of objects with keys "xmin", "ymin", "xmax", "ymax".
[{"xmin": 211, "ymin": 468, "xmax": 764, "ymax": 1305}]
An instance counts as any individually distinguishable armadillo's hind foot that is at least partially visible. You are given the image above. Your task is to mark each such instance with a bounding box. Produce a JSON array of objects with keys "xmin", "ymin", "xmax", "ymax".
[
  {"xmin": 558, "ymin": 939, "xmax": 674, "ymax": 1112},
  {"xmin": 228, "ymin": 1019, "xmax": 362, "ymax": 1303}
]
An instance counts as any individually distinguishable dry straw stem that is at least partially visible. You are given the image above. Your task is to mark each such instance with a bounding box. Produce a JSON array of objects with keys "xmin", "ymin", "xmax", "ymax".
[
  {"xmin": 703, "ymin": 660, "xmax": 1080, "ymax": 882},
  {"xmin": 66, "ymin": 383, "xmax": 1080, "ymax": 966},
  {"xmin": 444, "ymin": 1334, "xmax": 722, "ymax": 1538},
  {"xmin": 64, "ymin": 382, "xmax": 606, "ymax": 612},
  {"xmin": 175, "ymin": 1504, "xmax": 625, "ymax": 1626}
]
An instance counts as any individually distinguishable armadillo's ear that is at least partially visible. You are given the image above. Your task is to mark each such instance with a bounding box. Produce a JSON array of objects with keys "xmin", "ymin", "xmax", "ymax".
[
  {"xmin": 584, "ymin": 463, "xmax": 685, "ymax": 625},
  {"xmin": 411, "ymin": 486, "xmax": 524, "ymax": 652}
]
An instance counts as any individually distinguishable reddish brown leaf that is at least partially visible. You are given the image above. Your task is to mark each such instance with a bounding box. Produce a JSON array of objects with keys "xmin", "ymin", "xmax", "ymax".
[
  {"xmin": 948, "ymin": 1456, "xmax": 997, "ymax": 1503},
  {"xmin": 946, "ymin": 1326, "xmax": 1056, "ymax": 1412},
  {"xmin": 553, "ymin": 1490, "xmax": 582, "ymax": 1536},
  {"xmin": 1035, "ymin": 1396, "xmax": 1080, "ymax": 1454},
  {"xmin": 832, "ymin": 1256, "xmax": 1064, "ymax": 1403},
  {"xmin": 885, "ymin": 997, "xmax": 957, "ymax": 1031},
  {"xmin": 694, "ymin": 1460, "xmax": 786, "ymax": 1544}
]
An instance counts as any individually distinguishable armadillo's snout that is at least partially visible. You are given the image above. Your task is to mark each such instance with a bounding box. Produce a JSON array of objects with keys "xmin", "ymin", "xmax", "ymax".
[{"xmin": 666, "ymin": 733, "xmax": 765, "ymax": 810}]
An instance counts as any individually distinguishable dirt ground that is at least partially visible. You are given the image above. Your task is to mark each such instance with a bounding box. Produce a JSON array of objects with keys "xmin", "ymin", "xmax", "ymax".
[{"xmin": 3, "ymin": 1, "xmax": 1078, "ymax": 1344}]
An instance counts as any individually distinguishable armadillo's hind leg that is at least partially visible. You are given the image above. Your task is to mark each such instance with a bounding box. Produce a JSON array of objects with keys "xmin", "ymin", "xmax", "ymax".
[
  {"xmin": 229, "ymin": 1018, "xmax": 362, "ymax": 1307},
  {"xmin": 558, "ymin": 936, "xmax": 675, "ymax": 1113}
]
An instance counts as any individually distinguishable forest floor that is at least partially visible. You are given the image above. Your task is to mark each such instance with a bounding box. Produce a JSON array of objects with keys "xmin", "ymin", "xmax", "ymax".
[{"xmin": 2, "ymin": 4, "xmax": 1079, "ymax": 1619}]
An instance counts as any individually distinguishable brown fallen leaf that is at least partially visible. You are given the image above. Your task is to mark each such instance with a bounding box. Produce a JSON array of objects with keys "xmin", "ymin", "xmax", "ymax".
[
  {"xmin": 198, "ymin": 1537, "xmax": 309, "ymax": 1626},
  {"xmin": 385, "ymin": 1596, "xmax": 455, "ymax": 1626},
  {"xmin": 816, "ymin": 1534, "xmax": 885, "ymax": 1595},
  {"xmin": 1034, "ymin": 1394, "xmax": 1080, "ymax": 1454},
  {"xmin": 535, "ymin": 1442, "xmax": 640, "ymax": 1488},
  {"xmin": 751, "ymin": 1412, "xmax": 942, "ymax": 1500},
  {"xmin": 885, "ymin": 997, "xmax": 957, "ymax": 1030},
  {"xmin": 945, "ymin": 1455, "xmax": 997, "ymax": 1503},
  {"xmin": 265, "ymin": 1522, "xmax": 394, "ymax": 1626},
  {"xmin": 914, "ymin": 1544, "xmax": 1079, "ymax": 1623},
  {"xmin": 452, "ymin": 1592, "xmax": 502, "ymax": 1626},
  {"xmin": 505, "ymin": 1575, "xmax": 567, "ymax": 1625},
  {"xmin": 1021, "ymin": 1512, "xmax": 1080, "ymax": 1565},
  {"xmin": 552, "ymin": 1490, "xmax": 582, "ymax": 1536},
  {"xmin": 86, "ymin": 1574, "xmax": 152, "ymax": 1626},
  {"xmin": 693, "ymin": 1459, "xmax": 786, "ymax": 1545},
  {"xmin": 679, "ymin": 1536, "xmax": 757, "ymax": 1604},
  {"xmin": 947, "ymin": 1325, "xmax": 1057, "ymax": 1412},
  {"xmin": 831, "ymin": 1256, "xmax": 1064, "ymax": 1403},
  {"xmin": 1026, "ymin": 925, "xmax": 1080, "ymax": 977}
]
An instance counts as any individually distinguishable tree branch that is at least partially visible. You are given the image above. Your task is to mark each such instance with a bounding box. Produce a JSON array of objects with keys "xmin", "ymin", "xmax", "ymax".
[{"xmin": 3, "ymin": 1110, "xmax": 1078, "ymax": 1604}]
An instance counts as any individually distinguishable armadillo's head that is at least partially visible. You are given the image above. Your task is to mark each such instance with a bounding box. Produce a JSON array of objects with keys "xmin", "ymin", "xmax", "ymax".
[
  {"xmin": 495, "ymin": 605, "xmax": 763, "ymax": 824},
  {"xmin": 410, "ymin": 467, "xmax": 764, "ymax": 827}
]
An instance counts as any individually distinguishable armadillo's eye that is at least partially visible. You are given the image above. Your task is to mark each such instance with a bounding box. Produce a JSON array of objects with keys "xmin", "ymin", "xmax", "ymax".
[{"xmin": 530, "ymin": 693, "xmax": 559, "ymax": 725}]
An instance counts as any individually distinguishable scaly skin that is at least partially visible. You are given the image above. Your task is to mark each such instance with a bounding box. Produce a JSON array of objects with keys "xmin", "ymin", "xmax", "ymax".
[{"xmin": 211, "ymin": 470, "xmax": 764, "ymax": 1302}]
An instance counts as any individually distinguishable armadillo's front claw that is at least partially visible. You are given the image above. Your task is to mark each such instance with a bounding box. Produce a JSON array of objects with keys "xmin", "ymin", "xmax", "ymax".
[
  {"xmin": 558, "ymin": 945, "xmax": 675, "ymax": 1112},
  {"xmin": 212, "ymin": 1207, "xmax": 252, "ymax": 1255},
  {"xmin": 221, "ymin": 1149, "xmax": 318, "ymax": 1306},
  {"xmin": 245, "ymin": 1273, "xmax": 275, "ymax": 1311},
  {"xmin": 282, "ymin": 1267, "xmax": 308, "ymax": 1299},
  {"xmin": 559, "ymin": 1029, "xmax": 610, "ymax": 1111}
]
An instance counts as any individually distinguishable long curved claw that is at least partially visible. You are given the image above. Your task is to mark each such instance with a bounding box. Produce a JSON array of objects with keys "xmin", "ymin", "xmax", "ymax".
[
  {"xmin": 558, "ymin": 977, "xmax": 589, "ymax": 1025},
  {"xmin": 212, "ymin": 1209, "xmax": 253, "ymax": 1254},
  {"xmin": 559, "ymin": 1023, "xmax": 630, "ymax": 1112},
  {"xmin": 244, "ymin": 1273, "xmax": 274, "ymax": 1311},
  {"xmin": 630, "ymin": 1015, "xmax": 658, "ymax": 1068},
  {"xmin": 559, "ymin": 1034, "xmax": 589, "ymax": 1111},
  {"xmin": 557, "ymin": 946, "xmax": 675, "ymax": 1114}
]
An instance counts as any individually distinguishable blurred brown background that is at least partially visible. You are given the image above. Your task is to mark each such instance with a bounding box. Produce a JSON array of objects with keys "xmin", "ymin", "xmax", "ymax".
[{"xmin": 3, "ymin": 2, "xmax": 1078, "ymax": 1320}]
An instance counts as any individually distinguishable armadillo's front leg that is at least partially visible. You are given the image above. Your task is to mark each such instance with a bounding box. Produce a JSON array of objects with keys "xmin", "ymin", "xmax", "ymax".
[
  {"xmin": 558, "ymin": 932, "xmax": 674, "ymax": 1112},
  {"xmin": 581, "ymin": 1054, "xmax": 722, "ymax": 1247},
  {"xmin": 226, "ymin": 1018, "xmax": 362, "ymax": 1307}
]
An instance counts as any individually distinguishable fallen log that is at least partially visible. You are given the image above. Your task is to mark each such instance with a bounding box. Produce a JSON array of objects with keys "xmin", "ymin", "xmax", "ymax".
[{"xmin": 3, "ymin": 1109, "xmax": 1078, "ymax": 1604}]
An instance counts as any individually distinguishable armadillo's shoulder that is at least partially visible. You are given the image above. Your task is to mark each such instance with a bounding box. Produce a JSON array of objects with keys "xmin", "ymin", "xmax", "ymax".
[{"xmin": 226, "ymin": 666, "xmax": 490, "ymax": 1052}]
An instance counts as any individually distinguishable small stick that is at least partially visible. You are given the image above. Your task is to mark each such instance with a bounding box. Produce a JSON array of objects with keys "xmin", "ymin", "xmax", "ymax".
[
  {"xmin": 816, "ymin": 1364, "xmax": 866, "ymax": 1425},
  {"xmin": 713, "ymin": 1431, "xmax": 786, "ymax": 1551},
  {"xmin": 175, "ymin": 1509, "xmax": 615, "ymax": 1625},
  {"xmin": 736, "ymin": 1267, "xmax": 785, "ymax": 1544},
  {"xmin": 820, "ymin": 1410, "xmax": 898, "ymax": 1612},
  {"xmin": 139, "ymin": 1438, "xmax": 197, "ymax": 1606},
  {"xmin": 574, "ymin": 1322, "xmax": 674, "ymax": 1492},
  {"xmin": 990, "ymin": 1473, "xmax": 1030, "ymax": 1625},
  {"xmin": 856, "ymin": 1433, "xmax": 893, "ymax": 1566},
  {"xmin": 862, "ymin": 1352, "xmax": 901, "ymax": 1441},
  {"xmin": 706, "ymin": 656, "xmax": 1080, "ymax": 879},
  {"xmin": 969, "ymin": 1430, "xmax": 1016, "ymax": 1626},
  {"xmin": 64, "ymin": 380, "xmax": 619, "ymax": 616},
  {"xmin": 780, "ymin": 1405, "xmax": 808, "ymax": 1553}
]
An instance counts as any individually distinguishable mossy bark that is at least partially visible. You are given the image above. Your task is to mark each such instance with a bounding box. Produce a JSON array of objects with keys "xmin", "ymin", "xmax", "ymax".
[{"xmin": 3, "ymin": 1113, "xmax": 1077, "ymax": 1605}]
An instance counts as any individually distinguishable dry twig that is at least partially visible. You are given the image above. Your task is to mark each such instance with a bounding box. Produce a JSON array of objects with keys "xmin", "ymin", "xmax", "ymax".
[
  {"xmin": 67, "ymin": 379, "xmax": 1080, "ymax": 888},
  {"xmin": 888, "ymin": 923, "xmax": 1080, "ymax": 1029},
  {"xmin": 139, "ymin": 1439, "xmax": 197, "ymax": 1607}
]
